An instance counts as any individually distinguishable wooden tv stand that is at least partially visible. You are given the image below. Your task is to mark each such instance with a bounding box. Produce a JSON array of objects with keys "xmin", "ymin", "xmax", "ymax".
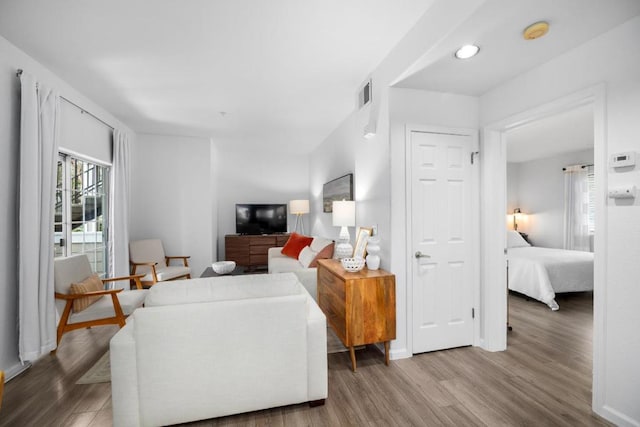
[{"xmin": 225, "ymin": 234, "xmax": 290, "ymax": 270}]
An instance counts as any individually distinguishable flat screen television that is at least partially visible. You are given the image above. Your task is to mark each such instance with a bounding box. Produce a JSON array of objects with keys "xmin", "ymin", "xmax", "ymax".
[{"xmin": 235, "ymin": 204, "xmax": 287, "ymax": 235}]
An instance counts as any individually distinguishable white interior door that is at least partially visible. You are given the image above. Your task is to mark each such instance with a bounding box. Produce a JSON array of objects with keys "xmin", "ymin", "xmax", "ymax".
[{"xmin": 410, "ymin": 128, "xmax": 477, "ymax": 354}]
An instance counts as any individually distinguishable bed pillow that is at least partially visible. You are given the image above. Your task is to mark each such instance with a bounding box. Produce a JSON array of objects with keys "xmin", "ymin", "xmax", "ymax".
[
  {"xmin": 507, "ymin": 230, "xmax": 530, "ymax": 248},
  {"xmin": 281, "ymin": 232, "xmax": 314, "ymax": 259}
]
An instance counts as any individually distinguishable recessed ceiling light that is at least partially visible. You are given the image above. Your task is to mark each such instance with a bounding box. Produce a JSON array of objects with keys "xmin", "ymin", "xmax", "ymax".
[
  {"xmin": 455, "ymin": 44, "xmax": 480, "ymax": 59},
  {"xmin": 523, "ymin": 21, "xmax": 549, "ymax": 40}
]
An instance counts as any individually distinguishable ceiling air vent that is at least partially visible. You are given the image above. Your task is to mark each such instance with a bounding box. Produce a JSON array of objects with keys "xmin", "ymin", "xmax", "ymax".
[{"xmin": 359, "ymin": 79, "xmax": 372, "ymax": 109}]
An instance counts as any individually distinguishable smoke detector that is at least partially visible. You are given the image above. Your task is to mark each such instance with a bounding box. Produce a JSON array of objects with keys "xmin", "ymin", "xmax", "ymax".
[{"xmin": 523, "ymin": 21, "xmax": 549, "ymax": 40}]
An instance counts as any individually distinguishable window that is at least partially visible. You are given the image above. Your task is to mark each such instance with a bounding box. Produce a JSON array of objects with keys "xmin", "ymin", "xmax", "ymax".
[
  {"xmin": 587, "ymin": 170, "xmax": 595, "ymax": 234},
  {"xmin": 55, "ymin": 154, "xmax": 109, "ymax": 276}
]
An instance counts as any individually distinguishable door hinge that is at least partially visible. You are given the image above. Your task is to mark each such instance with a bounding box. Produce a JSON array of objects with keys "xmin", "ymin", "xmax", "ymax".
[
  {"xmin": 471, "ymin": 151, "xmax": 480, "ymax": 165},
  {"xmin": 472, "ymin": 308, "xmax": 475, "ymax": 319}
]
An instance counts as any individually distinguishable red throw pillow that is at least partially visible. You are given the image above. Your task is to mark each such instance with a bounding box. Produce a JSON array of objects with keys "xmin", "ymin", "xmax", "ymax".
[
  {"xmin": 281, "ymin": 232, "xmax": 314, "ymax": 259},
  {"xmin": 309, "ymin": 242, "xmax": 335, "ymax": 268}
]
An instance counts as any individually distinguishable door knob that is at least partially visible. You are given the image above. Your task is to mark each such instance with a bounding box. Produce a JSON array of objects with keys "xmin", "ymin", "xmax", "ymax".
[{"xmin": 415, "ymin": 251, "xmax": 431, "ymax": 259}]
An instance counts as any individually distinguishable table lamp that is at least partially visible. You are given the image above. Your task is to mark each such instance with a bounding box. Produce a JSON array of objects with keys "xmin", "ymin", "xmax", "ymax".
[{"xmin": 332, "ymin": 200, "xmax": 355, "ymax": 259}]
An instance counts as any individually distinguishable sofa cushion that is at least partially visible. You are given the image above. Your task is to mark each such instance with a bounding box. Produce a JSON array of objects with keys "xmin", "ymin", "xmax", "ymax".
[
  {"xmin": 70, "ymin": 274, "xmax": 104, "ymax": 312},
  {"xmin": 269, "ymin": 255, "xmax": 306, "ymax": 274},
  {"xmin": 145, "ymin": 273, "xmax": 302, "ymax": 307},
  {"xmin": 281, "ymin": 232, "xmax": 313, "ymax": 259}
]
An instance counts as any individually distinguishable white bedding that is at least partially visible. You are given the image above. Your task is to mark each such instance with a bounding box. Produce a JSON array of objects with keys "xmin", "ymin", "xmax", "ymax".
[{"xmin": 507, "ymin": 246, "xmax": 594, "ymax": 310}]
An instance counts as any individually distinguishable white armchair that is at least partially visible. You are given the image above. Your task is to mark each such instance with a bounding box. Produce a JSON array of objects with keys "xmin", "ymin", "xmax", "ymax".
[
  {"xmin": 54, "ymin": 254, "xmax": 148, "ymax": 350},
  {"xmin": 129, "ymin": 239, "xmax": 191, "ymax": 287}
]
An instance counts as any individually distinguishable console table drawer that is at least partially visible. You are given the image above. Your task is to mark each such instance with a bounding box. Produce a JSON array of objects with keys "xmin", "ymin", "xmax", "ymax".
[
  {"xmin": 249, "ymin": 236, "xmax": 276, "ymax": 246},
  {"xmin": 317, "ymin": 258, "xmax": 396, "ymax": 371},
  {"xmin": 318, "ymin": 268, "xmax": 345, "ymax": 302},
  {"xmin": 250, "ymin": 244, "xmax": 274, "ymax": 255},
  {"xmin": 225, "ymin": 234, "xmax": 289, "ymax": 270}
]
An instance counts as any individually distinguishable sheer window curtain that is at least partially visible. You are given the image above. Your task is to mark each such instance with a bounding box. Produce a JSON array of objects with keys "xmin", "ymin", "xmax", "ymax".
[
  {"xmin": 108, "ymin": 130, "xmax": 131, "ymax": 285},
  {"xmin": 18, "ymin": 72, "xmax": 59, "ymax": 361},
  {"xmin": 563, "ymin": 165, "xmax": 592, "ymax": 252}
]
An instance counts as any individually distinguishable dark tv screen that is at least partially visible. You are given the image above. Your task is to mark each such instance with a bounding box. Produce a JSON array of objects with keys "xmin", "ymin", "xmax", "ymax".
[{"xmin": 235, "ymin": 204, "xmax": 287, "ymax": 235}]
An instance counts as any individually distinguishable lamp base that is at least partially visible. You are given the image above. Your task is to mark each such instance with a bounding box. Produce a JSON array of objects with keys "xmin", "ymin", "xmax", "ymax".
[
  {"xmin": 335, "ymin": 242, "xmax": 353, "ymax": 259},
  {"xmin": 335, "ymin": 226, "xmax": 352, "ymax": 259},
  {"xmin": 293, "ymin": 213, "xmax": 305, "ymax": 234}
]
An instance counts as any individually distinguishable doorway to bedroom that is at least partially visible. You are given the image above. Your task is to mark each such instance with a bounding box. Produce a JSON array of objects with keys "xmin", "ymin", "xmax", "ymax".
[{"xmin": 502, "ymin": 100, "xmax": 596, "ymax": 404}]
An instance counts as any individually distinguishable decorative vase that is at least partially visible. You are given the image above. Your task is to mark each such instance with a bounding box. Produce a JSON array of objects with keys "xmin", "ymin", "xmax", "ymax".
[{"xmin": 366, "ymin": 235, "xmax": 381, "ymax": 270}]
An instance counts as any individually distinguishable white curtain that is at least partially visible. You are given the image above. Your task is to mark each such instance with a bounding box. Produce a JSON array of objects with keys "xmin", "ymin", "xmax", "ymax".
[
  {"xmin": 563, "ymin": 165, "xmax": 591, "ymax": 252},
  {"xmin": 18, "ymin": 72, "xmax": 60, "ymax": 361},
  {"xmin": 109, "ymin": 129, "xmax": 131, "ymax": 283}
]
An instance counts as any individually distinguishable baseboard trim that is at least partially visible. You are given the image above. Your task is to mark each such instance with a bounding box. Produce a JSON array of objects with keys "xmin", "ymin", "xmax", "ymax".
[
  {"xmin": 389, "ymin": 347, "xmax": 411, "ymax": 360},
  {"xmin": 5, "ymin": 361, "xmax": 31, "ymax": 382},
  {"xmin": 597, "ymin": 404, "xmax": 640, "ymax": 427}
]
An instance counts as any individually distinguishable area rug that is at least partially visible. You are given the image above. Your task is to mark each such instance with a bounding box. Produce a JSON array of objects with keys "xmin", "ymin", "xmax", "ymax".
[
  {"xmin": 77, "ymin": 327, "xmax": 362, "ymax": 384},
  {"xmin": 76, "ymin": 351, "xmax": 111, "ymax": 384}
]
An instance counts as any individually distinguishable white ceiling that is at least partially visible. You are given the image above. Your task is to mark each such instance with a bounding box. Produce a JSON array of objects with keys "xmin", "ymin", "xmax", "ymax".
[
  {"xmin": 505, "ymin": 104, "xmax": 593, "ymax": 163},
  {"xmin": 0, "ymin": 0, "xmax": 435, "ymax": 154},
  {"xmin": 392, "ymin": 0, "xmax": 639, "ymax": 164},
  {"xmin": 395, "ymin": 0, "xmax": 640, "ymax": 96},
  {"xmin": 2, "ymin": 1, "xmax": 638, "ymax": 157}
]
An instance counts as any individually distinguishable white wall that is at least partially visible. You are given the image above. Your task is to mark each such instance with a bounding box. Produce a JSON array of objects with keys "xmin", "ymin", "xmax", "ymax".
[
  {"xmin": 481, "ymin": 16, "xmax": 640, "ymax": 425},
  {"xmin": 0, "ymin": 35, "xmax": 134, "ymax": 379},
  {"xmin": 215, "ymin": 147, "xmax": 310, "ymax": 259},
  {"xmin": 309, "ymin": 116, "xmax": 356, "ymax": 242},
  {"xmin": 507, "ymin": 149, "xmax": 593, "ymax": 248},
  {"xmin": 308, "ymin": 0, "xmax": 485, "ymax": 360},
  {"xmin": 130, "ymin": 134, "xmax": 215, "ymax": 278}
]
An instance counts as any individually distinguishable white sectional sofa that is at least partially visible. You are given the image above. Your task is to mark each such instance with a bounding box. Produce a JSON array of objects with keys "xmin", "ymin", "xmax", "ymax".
[
  {"xmin": 268, "ymin": 248, "xmax": 319, "ymax": 299},
  {"xmin": 110, "ymin": 273, "xmax": 327, "ymax": 427},
  {"xmin": 268, "ymin": 236, "xmax": 334, "ymax": 301}
]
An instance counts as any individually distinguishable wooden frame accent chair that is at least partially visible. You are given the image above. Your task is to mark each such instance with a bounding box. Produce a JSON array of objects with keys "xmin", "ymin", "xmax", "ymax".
[
  {"xmin": 54, "ymin": 254, "xmax": 148, "ymax": 350},
  {"xmin": 129, "ymin": 239, "xmax": 191, "ymax": 287}
]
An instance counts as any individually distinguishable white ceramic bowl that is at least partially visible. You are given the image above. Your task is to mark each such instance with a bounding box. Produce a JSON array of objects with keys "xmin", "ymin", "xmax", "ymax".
[
  {"xmin": 212, "ymin": 261, "xmax": 236, "ymax": 275},
  {"xmin": 340, "ymin": 257, "xmax": 365, "ymax": 272}
]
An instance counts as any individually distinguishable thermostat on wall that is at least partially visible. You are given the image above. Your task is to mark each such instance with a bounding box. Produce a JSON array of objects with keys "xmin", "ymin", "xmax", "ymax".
[{"xmin": 609, "ymin": 152, "xmax": 636, "ymax": 168}]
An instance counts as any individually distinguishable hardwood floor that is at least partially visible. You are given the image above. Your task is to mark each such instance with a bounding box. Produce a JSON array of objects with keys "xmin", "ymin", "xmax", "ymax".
[{"xmin": 0, "ymin": 292, "xmax": 609, "ymax": 426}]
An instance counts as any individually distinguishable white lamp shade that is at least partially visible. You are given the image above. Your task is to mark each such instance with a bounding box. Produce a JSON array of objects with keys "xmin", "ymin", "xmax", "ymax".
[
  {"xmin": 332, "ymin": 200, "xmax": 355, "ymax": 227},
  {"xmin": 289, "ymin": 199, "xmax": 309, "ymax": 215}
]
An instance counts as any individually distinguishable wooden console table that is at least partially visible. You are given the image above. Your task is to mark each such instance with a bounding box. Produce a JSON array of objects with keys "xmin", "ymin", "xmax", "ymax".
[
  {"xmin": 225, "ymin": 234, "xmax": 289, "ymax": 270},
  {"xmin": 317, "ymin": 259, "xmax": 396, "ymax": 371}
]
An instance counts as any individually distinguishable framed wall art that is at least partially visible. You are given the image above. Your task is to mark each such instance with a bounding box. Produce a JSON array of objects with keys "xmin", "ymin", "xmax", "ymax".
[{"xmin": 323, "ymin": 173, "xmax": 353, "ymax": 213}]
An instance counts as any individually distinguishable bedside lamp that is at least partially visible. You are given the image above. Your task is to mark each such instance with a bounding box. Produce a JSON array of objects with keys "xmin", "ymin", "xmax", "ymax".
[
  {"xmin": 332, "ymin": 200, "xmax": 355, "ymax": 259},
  {"xmin": 289, "ymin": 199, "xmax": 309, "ymax": 234},
  {"xmin": 513, "ymin": 208, "xmax": 522, "ymax": 231}
]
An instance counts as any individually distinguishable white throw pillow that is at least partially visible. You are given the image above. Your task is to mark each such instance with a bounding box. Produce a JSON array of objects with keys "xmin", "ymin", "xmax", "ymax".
[
  {"xmin": 298, "ymin": 246, "xmax": 317, "ymax": 268},
  {"xmin": 310, "ymin": 236, "xmax": 333, "ymax": 252},
  {"xmin": 507, "ymin": 230, "xmax": 530, "ymax": 248}
]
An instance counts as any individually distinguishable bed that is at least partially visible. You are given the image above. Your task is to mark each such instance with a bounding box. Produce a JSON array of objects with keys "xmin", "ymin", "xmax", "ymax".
[{"xmin": 507, "ymin": 231, "xmax": 594, "ymax": 310}]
